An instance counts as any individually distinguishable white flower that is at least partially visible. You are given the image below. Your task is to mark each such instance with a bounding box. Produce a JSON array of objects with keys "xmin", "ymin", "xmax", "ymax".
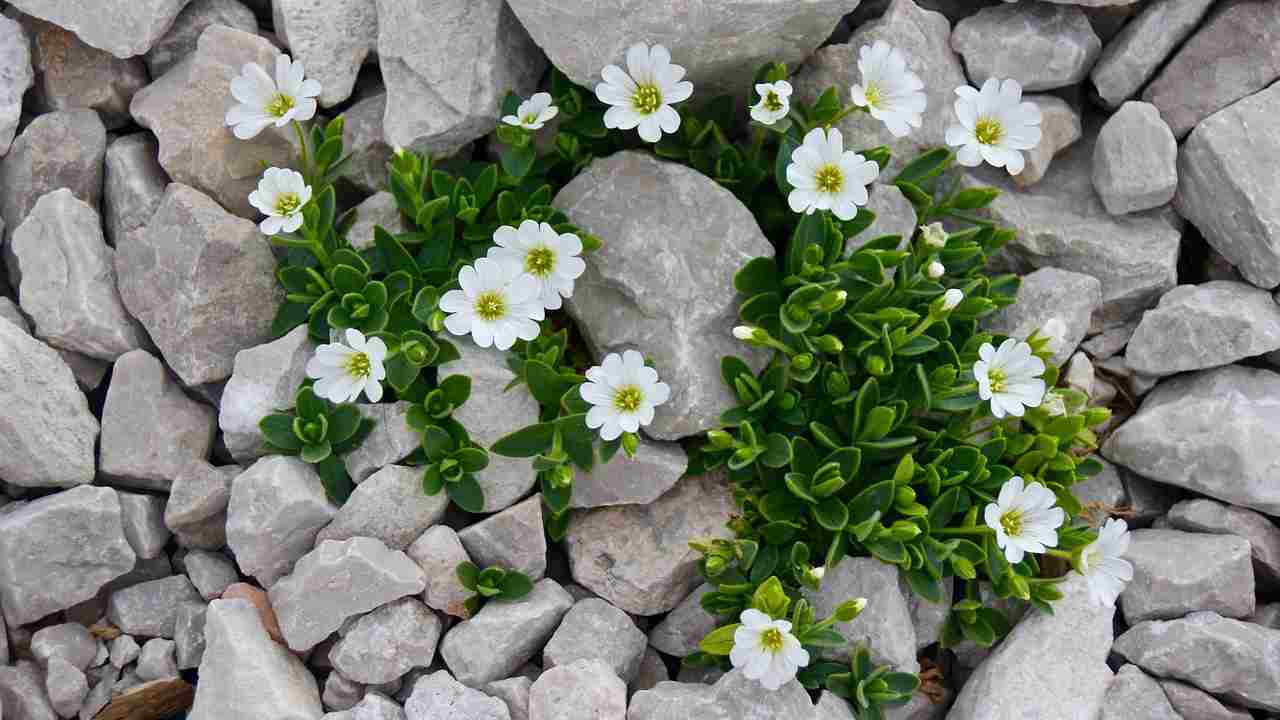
[
  {"xmin": 850, "ymin": 41, "xmax": 927, "ymax": 138},
  {"xmin": 579, "ymin": 350, "xmax": 671, "ymax": 441},
  {"xmin": 786, "ymin": 127, "xmax": 880, "ymax": 221},
  {"xmin": 921, "ymin": 222, "xmax": 948, "ymax": 249},
  {"xmin": 946, "ymin": 78, "xmax": 1042, "ymax": 175},
  {"xmin": 439, "ymin": 257, "xmax": 544, "ymax": 351},
  {"xmin": 1041, "ymin": 391, "xmax": 1067, "ymax": 417},
  {"xmin": 595, "ymin": 43, "xmax": 693, "ymax": 143},
  {"xmin": 984, "ymin": 476, "xmax": 1065, "ymax": 564},
  {"xmin": 750, "ymin": 81, "xmax": 792, "ymax": 125},
  {"xmin": 248, "ymin": 167, "xmax": 311, "ymax": 236},
  {"xmin": 502, "ymin": 92, "xmax": 558, "ymax": 130},
  {"xmin": 730, "ymin": 609, "xmax": 810, "ymax": 691},
  {"xmin": 733, "ymin": 326, "xmax": 756, "ymax": 341},
  {"xmin": 305, "ymin": 328, "xmax": 387, "ymax": 404},
  {"xmin": 1078, "ymin": 518, "xmax": 1134, "ymax": 608},
  {"xmin": 926, "ymin": 261, "xmax": 945, "ymax": 279},
  {"xmin": 974, "ymin": 339, "xmax": 1047, "ymax": 418},
  {"xmin": 941, "ymin": 288, "xmax": 963, "ymax": 311},
  {"xmin": 225, "ymin": 55, "xmax": 320, "ymax": 140},
  {"xmin": 1039, "ymin": 317, "xmax": 1067, "ymax": 355},
  {"xmin": 486, "ymin": 220, "xmax": 586, "ymax": 310}
]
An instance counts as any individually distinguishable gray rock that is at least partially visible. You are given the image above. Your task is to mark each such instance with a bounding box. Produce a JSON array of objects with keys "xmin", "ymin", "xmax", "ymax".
[
  {"xmin": 109, "ymin": 635, "xmax": 140, "ymax": 669},
  {"xmin": 458, "ymin": 495, "xmax": 546, "ymax": 581},
  {"xmin": 1115, "ymin": 611, "xmax": 1280, "ymax": 712},
  {"xmin": 31, "ymin": 624, "xmax": 98, "ymax": 671},
  {"xmin": 408, "ymin": 525, "xmax": 474, "ymax": 619},
  {"xmin": 1092, "ymin": 102, "xmax": 1177, "ymax": 216},
  {"xmin": 439, "ymin": 579, "xmax": 574, "ymax": 687},
  {"xmin": 103, "ymin": 133, "xmax": 169, "ymax": 249},
  {"xmin": 948, "ymin": 574, "xmax": 1115, "ymax": 720},
  {"xmin": 674, "ymin": 666, "xmax": 724, "ymax": 686},
  {"xmin": 377, "ymin": 0, "xmax": 543, "ymax": 157},
  {"xmin": 543, "ymin": 599, "xmax": 647, "ymax": 684},
  {"xmin": 1091, "ymin": 0, "xmax": 1217, "ymax": 108},
  {"xmin": 1159, "ymin": 679, "xmax": 1254, "ymax": 720},
  {"xmin": 631, "ymin": 648, "xmax": 668, "ymax": 695},
  {"xmin": 173, "ymin": 602, "xmax": 207, "ymax": 669},
  {"xmin": 323, "ymin": 672, "xmax": 363, "ymax": 712},
  {"xmin": 1073, "ymin": 455, "xmax": 1128, "ymax": 519},
  {"xmin": 0, "ymin": 109, "xmax": 105, "ymax": 249},
  {"xmin": 555, "ymin": 152, "xmax": 772, "ymax": 439},
  {"xmin": 0, "ymin": 486, "xmax": 135, "ymax": 625},
  {"xmin": 107, "ymin": 575, "xmax": 203, "ymax": 638},
  {"xmin": 99, "ymin": 350, "xmax": 217, "ymax": 491},
  {"xmin": 0, "ymin": 661, "xmax": 57, "ymax": 720},
  {"xmin": 270, "ymin": 538, "xmax": 426, "ymax": 652},
  {"xmin": 952, "ymin": 3, "xmax": 1100, "ymax": 91},
  {"xmin": 853, "ymin": 185, "xmax": 917, "ymax": 253},
  {"xmin": 1101, "ymin": 665, "xmax": 1179, "ymax": 720},
  {"xmin": 0, "ymin": 297, "xmax": 27, "ymax": 331},
  {"xmin": 570, "ymin": 439, "xmax": 687, "ymax": 509},
  {"xmin": 145, "ymin": 0, "xmax": 259, "ymax": 77},
  {"xmin": 885, "ymin": 692, "xmax": 948, "ymax": 720},
  {"xmin": 57, "ymin": 350, "xmax": 110, "ymax": 393},
  {"xmin": 226, "ymin": 456, "xmax": 338, "ymax": 587},
  {"xmin": 348, "ymin": 191, "xmax": 410, "ymax": 251},
  {"xmin": 219, "ymin": 325, "xmax": 315, "ymax": 463},
  {"xmin": 164, "ymin": 460, "xmax": 237, "ymax": 543},
  {"xmin": 130, "ymin": 25, "xmax": 299, "ymax": 219},
  {"xmin": 487, "ymin": 677, "xmax": 532, "ymax": 720},
  {"xmin": 189, "ymin": 598, "xmax": 324, "ymax": 720},
  {"xmin": 116, "ymin": 492, "xmax": 170, "ymax": 560},
  {"xmin": 329, "ymin": 598, "xmax": 442, "ymax": 685},
  {"xmin": 79, "ymin": 665, "xmax": 118, "ymax": 720},
  {"xmin": 0, "ymin": 15, "xmax": 33, "ymax": 156},
  {"xmin": 528, "ymin": 659, "xmax": 625, "ymax": 720},
  {"xmin": 1142, "ymin": 0, "xmax": 1280, "ymax": 138},
  {"xmin": 648, "ymin": 584, "xmax": 717, "ymax": 658},
  {"xmin": 903, "ymin": 573, "xmax": 950, "ymax": 650},
  {"xmin": 628, "ymin": 669, "xmax": 814, "ymax": 720},
  {"xmin": 1082, "ymin": 319, "xmax": 1137, "ymax": 360},
  {"xmin": 184, "ymin": 550, "xmax": 239, "ymax": 599},
  {"xmin": 116, "ymin": 183, "xmax": 282, "ymax": 386},
  {"xmin": 405, "ymin": 671, "xmax": 509, "ymax": 720},
  {"xmin": 1013, "ymin": 95, "xmax": 1082, "ymax": 188},
  {"xmin": 805, "ymin": 557, "xmax": 917, "ymax": 671},
  {"xmin": 566, "ymin": 472, "xmax": 734, "ymax": 616},
  {"xmin": 45, "ymin": 656, "xmax": 89, "ymax": 718},
  {"xmin": 1103, "ymin": 365, "xmax": 1280, "ymax": 516},
  {"xmin": 351, "ymin": 693, "xmax": 405, "ymax": 720},
  {"xmin": 1175, "ymin": 82, "xmax": 1280, "ymax": 289},
  {"xmin": 816, "ymin": 691, "xmax": 856, "ymax": 720},
  {"xmin": 338, "ymin": 91, "xmax": 394, "ymax": 195},
  {"xmin": 135, "ymin": 639, "xmax": 178, "ymax": 681},
  {"xmin": 1168, "ymin": 499, "xmax": 1280, "ymax": 590},
  {"xmin": 274, "ymin": 0, "xmax": 375, "ymax": 106},
  {"xmin": 1129, "ymin": 282, "xmax": 1280, "ymax": 376},
  {"xmin": 1121, "ymin": 529, "xmax": 1254, "ymax": 624},
  {"xmin": 321, "ymin": 463, "xmax": 449, "ymax": 549},
  {"xmin": 7, "ymin": 0, "xmax": 192, "ymax": 58},
  {"xmin": 343, "ymin": 402, "xmax": 421, "ymax": 483},
  {"xmin": 983, "ymin": 267, "xmax": 1101, "ymax": 366}
]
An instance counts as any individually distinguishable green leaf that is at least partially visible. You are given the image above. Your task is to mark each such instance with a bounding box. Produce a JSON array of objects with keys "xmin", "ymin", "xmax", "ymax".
[
  {"xmin": 760, "ymin": 433, "xmax": 793, "ymax": 468},
  {"xmin": 949, "ymin": 187, "xmax": 999, "ymax": 210},
  {"xmin": 330, "ymin": 264, "xmax": 366, "ymax": 296},
  {"xmin": 296, "ymin": 386, "xmax": 326, "ymax": 420},
  {"xmin": 499, "ymin": 571, "xmax": 534, "ymax": 599},
  {"xmin": 775, "ymin": 133, "xmax": 801, "ymax": 196},
  {"xmin": 260, "ymin": 413, "xmax": 303, "ymax": 452},
  {"xmin": 734, "ymin": 257, "xmax": 780, "ymax": 295},
  {"xmin": 525, "ymin": 359, "xmax": 566, "ymax": 407},
  {"xmin": 447, "ymin": 474, "xmax": 486, "ymax": 513},
  {"xmin": 751, "ymin": 576, "xmax": 791, "ymax": 619},
  {"xmin": 500, "ymin": 144, "xmax": 536, "ymax": 179},
  {"xmin": 440, "ymin": 374, "xmax": 472, "ymax": 407},
  {"xmin": 894, "ymin": 147, "xmax": 951, "ymax": 185},
  {"xmin": 699, "ymin": 624, "xmax": 740, "ymax": 656},
  {"xmin": 385, "ymin": 353, "xmax": 421, "ymax": 394},
  {"xmin": 375, "ymin": 225, "xmax": 419, "ymax": 276},
  {"xmin": 299, "ymin": 441, "xmax": 332, "ymax": 464},
  {"xmin": 492, "ymin": 422, "xmax": 557, "ymax": 457},
  {"xmin": 422, "ymin": 425, "xmax": 455, "ymax": 461},
  {"xmin": 423, "ymin": 465, "xmax": 445, "ymax": 495},
  {"xmin": 314, "ymin": 454, "xmax": 354, "ymax": 505},
  {"xmin": 812, "ymin": 498, "xmax": 849, "ymax": 531},
  {"xmin": 456, "ymin": 560, "xmax": 480, "ymax": 590},
  {"xmin": 454, "ymin": 447, "xmax": 490, "ymax": 473}
]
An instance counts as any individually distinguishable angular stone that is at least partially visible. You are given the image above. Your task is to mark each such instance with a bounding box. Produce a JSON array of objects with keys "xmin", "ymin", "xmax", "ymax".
[
  {"xmin": 348, "ymin": 191, "xmax": 410, "ymax": 251},
  {"xmin": 1121, "ymin": 529, "xmax": 1254, "ymax": 624},
  {"xmin": 570, "ymin": 439, "xmax": 687, "ymax": 509},
  {"xmin": 173, "ymin": 602, "xmax": 207, "ymax": 670},
  {"xmin": 648, "ymin": 584, "xmax": 717, "ymax": 658},
  {"xmin": 903, "ymin": 573, "xmax": 950, "ymax": 651},
  {"xmin": 107, "ymin": 575, "xmax": 203, "ymax": 638},
  {"xmin": 487, "ymin": 677, "xmax": 532, "ymax": 720},
  {"xmin": 458, "ymin": 495, "xmax": 546, "ymax": 581},
  {"xmin": 1128, "ymin": 281, "xmax": 1280, "ymax": 376},
  {"xmin": 1101, "ymin": 664, "xmax": 1179, "ymax": 720},
  {"xmin": 189, "ymin": 598, "xmax": 324, "ymax": 720},
  {"xmin": 0, "ymin": 15, "xmax": 32, "ymax": 155},
  {"xmin": 555, "ymin": 152, "xmax": 772, "ymax": 439},
  {"xmin": 0, "ymin": 109, "xmax": 105, "ymax": 247},
  {"xmin": 405, "ymin": 671, "xmax": 509, "ymax": 720},
  {"xmin": 628, "ymin": 669, "xmax": 814, "ymax": 720},
  {"xmin": 983, "ymin": 267, "xmax": 1101, "ymax": 366},
  {"xmin": 949, "ymin": 574, "xmax": 1114, "ymax": 720},
  {"xmin": 337, "ymin": 91, "xmax": 394, "ymax": 196},
  {"xmin": 274, "ymin": 0, "xmax": 375, "ymax": 106},
  {"xmin": 45, "ymin": 656, "xmax": 89, "ymax": 718},
  {"xmin": 116, "ymin": 183, "xmax": 282, "ymax": 386},
  {"xmin": 1073, "ymin": 455, "xmax": 1128, "ymax": 519},
  {"xmin": 952, "ymin": 3, "xmax": 1100, "ymax": 91},
  {"xmin": 222, "ymin": 583, "xmax": 284, "ymax": 644},
  {"xmin": 322, "ymin": 672, "xmax": 363, "ymax": 712},
  {"xmin": 1116, "ymin": 611, "xmax": 1280, "ymax": 712},
  {"xmin": 219, "ymin": 325, "xmax": 315, "ymax": 463},
  {"xmin": 0, "ymin": 486, "xmax": 135, "ymax": 625},
  {"xmin": 343, "ymin": 402, "xmax": 420, "ymax": 483},
  {"xmin": 805, "ymin": 557, "xmax": 917, "ymax": 671},
  {"xmin": 439, "ymin": 579, "xmax": 574, "ymax": 687},
  {"xmin": 103, "ymin": 133, "xmax": 169, "ymax": 250},
  {"xmin": 58, "ymin": 350, "xmax": 110, "ymax": 393},
  {"xmin": 350, "ymin": 693, "xmax": 404, "ymax": 720},
  {"xmin": 407, "ymin": 525, "xmax": 474, "ymax": 619},
  {"xmin": 1013, "ymin": 94, "xmax": 1082, "ymax": 188},
  {"xmin": 1167, "ymin": 498, "xmax": 1280, "ymax": 590},
  {"xmin": 130, "ymin": 25, "xmax": 299, "ymax": 218},
  {"xmin": 226, "ymin": 456, "xmax": 337, "ymax": 587},
  {"xmin": 164, "ymin": 460, "xmax": 236, "ymax": 538},
  {"xmin": 146, "ymin": 0, "xmax": 259, "ymax": 77},
  {"xmin": 543, "ymin": 599, "xmax": 646, "ymax": 684},
  {"xmin": 31, "ymin": 624, "xmax": 98, "ymax": 671},
  {"xmin": 317, "ymin": 465, "xmax": 447, "ymax": 551},
  {"xmin": 0, "ymin": 661, "xmax": 57, "ymax": 720},
  {"xmin": 1159, "ymin": 679, "xmax": 1254, "ymax": 720},
  {"xmin": 184, "ymin": 550, "xmax": 239, "ymax": 600},
  {"xmin": 329, "ymin": 598, "xmax": 441, "ymax": 685},
  {"xmin": 99, "ymin": 350, "xmax": 217, "ymax": 491},
  {"xmin": 1093, "ymin": 102, "xmax": 1178, "ymax": 216},
  {"xmin": 8, "ymin": 0, "xmax": 192, "ymax": 58},
  {"xmin": 109, "ymin": 635, "xmax": 140, "ymax": 669},
  {"xmin": 527, "ymin": 659, "xmax": 625, "ymax": 720},
  {"xmin": 116, "ymin": 492, "xmax": 170, "ymax": 560},
  {"xmin": 631, "ymin": 648, "xmax": 668, "ymax": 695},
  {"xmin": 1103, "ymin": 366, "xmax": 1280, "ymax": 516},
  {"xmin": 1092, "ymin": 0, "xmax": 1216, "ymax": 108},
  {"xmin": 135, "ymin": 639, "xmax": 178, "ymax": 681},
  {"xmin": 853, "ymin": 185, "xmax": 917, "ymax": 254},
  {"xmin": 566, "ymin": 472, "xmax": 734, "ymax": 616}
]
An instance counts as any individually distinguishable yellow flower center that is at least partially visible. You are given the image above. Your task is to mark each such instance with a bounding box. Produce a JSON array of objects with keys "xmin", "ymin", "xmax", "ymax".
[
  {"xmin": 975, "ymin": 116, "xmax": 1004, "ymax": 146},
  {"xmin": 274, "ymin": 192, "xmax": 302, "ymax": 216},
  {"xmin": 633, "ymin": 84, "xmax": 662, "ymax": 115},
  {"xmin": 815, "ymin": 164, "xmax": 844, "ymax": 194},
  {"xmin": 475, "ymin": 291, "xmax": 506, "ymax": 322},
  {"xmin": 988, "ymin": 368, "xmax": 1007, "ymax": 393},
  {"xmin": 344, "ymin": 351, "xmax": 371, "ymax": 379},
  {"xmin": 1000, "ymin": 509, "xmax": 1023, "ymax": 537},
  {"xmin": 613, "ymin": 385, "xmax": 644, "ymax": 413},
  {"xmin": 266, "ymin": 92, "xmax": 296, "ymax": 118},
  {"xmin": 763, "ymin": 91, "xmax": 783, "ymax": 112},
  {"xmin": 760, "ymin": 627, "xmax": 785, "ymax": 654},
  {"xmin": 864, "ymin": 83, "xmax": 883, "ymax": 109},
  {"xmin": 524, "ymin": 246, "xmax": 556, "ymax": 277},
  {"xmin": 523, "ymin": 113, "xmax": 539, "ymax": 125}
]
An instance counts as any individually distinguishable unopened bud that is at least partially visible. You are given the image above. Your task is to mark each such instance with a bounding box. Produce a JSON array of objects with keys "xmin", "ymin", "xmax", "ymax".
[
  {"xmin": 622, "ymin": 432, "xmax": 640, "ymax": 458},
  {"xmin": 921, "ymin": 222, "xmax": 948, "ymax": 249},
  {"xmin": 926, "ymin": 260, "xmax": 945, "ymax": 279},
  {"xmin": 941, "ymin": 288, "xmax": 963, "ymax": 311},
  {"xmin": 833, "ymin": 597, "xmax": 867, "ymax": 622},
  {"xmin": 813, "ymin": 335, "xmax": 844, "ymax": 354}
]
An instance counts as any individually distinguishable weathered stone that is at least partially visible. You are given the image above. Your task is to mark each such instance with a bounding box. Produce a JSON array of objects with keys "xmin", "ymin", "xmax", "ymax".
[
  {"xmin": 566, "ymin": 472, "xmax": 734, "ymax": 616},
  {"xmin": 1073, "ymin": 455, "xmax": 1129, "ymax": 521},
  {"xmin": 274, "ymin": 0, "xmax": 375, "ymax": 106},
  {"xmin": 135, "ymin": 639, "xmax": 178, "ymax": 681},
  {"xmin": 631, "ymin": 648, "xmax": 668, "ymax": 695},
  {"xmin": 107, "ymin": 575, "xmax": 203, "ymax": 638},
  {"xmin": 628, "ymin": 669, "xmax": 814, "ymax": 720},
  {"xmin": 329, "ymin": 598, "xmax": 441, "ymax": 685},
  {"xmin": 952, "ymin": 3, "xmax": 1100, "ymax": 91},
  {"xmin": 31, "ymin": 624, "xmax": 98, "ymax": 671},
  {"xmin": 79, "ymin": 665, "xmax": 117, "ymax": 720},
  {"xmin": 948, "ymin": 574, "xmax": 1114, "ymax": 720},
  {"xmin": 555, "ymin": 152, "xmax": 772, "ymax": 439},
  {"xmin": 109, "ymin": 635, "xmax": 140, "ymax": 670},
  {"xmin": 146, "ymin": 0, "xmax": 258, "ymax": 77},
  {"xmin": 116, "ymin": 492, "xmax": 170, "ymax": 560},
  {"xmin": 1101, "ymin": 664, "xmax": 1180, "ymax": 720},
  {"xmin": 439, "ymin": 579, "xmax": 574, "ymax": 687},
  {"xmin": 0, "ymin": 15, "xmax": 33, "ymax": 155},
  {"xmin": 322, "ymin": 672, "xmax": 363, "ymax": 712},
  {"xmin": 648, "ymin": 584, "xmax": 717, "ymax": 658},
  {"xmin": 1104, "ymin": 366, "xmax": 1280, "ymax": 516},
  {"xmin": 103, "ymin": 133, "xmax": 168, "ymax": 253},
  {"xmin": 0, "ymin": 661, "xmax": 57, "ymax": 720},
  {"xmin": 1159, "ymin": 679, "xmax": 1254, "ymax": 720},
  {"xmin": 338, "ymin": 91, "xmax": 394, "ymax": 195},
  {"xmin": 1142, "ymin": 0, "xmax": 1280, "ymax": 138},
  {"xmin": 1013, "ymin": 94, "xmax": 1082, "ymax": 188},
  {"xmin": 116, "ymin": 183, "xmax": 282, "ymax": 386},
  {"xmin": 57, "ymin": 350, "xmax": 110, "ymax": 393},
  {"xmin": 543, "ymin": 599, "xmax": 646, "ymax": 684},
  {"xmin": 130, "ymin": 25, "xmax": 299, "ymax": 218},
  {"xmin": 805, "ymin": 557, "xmax": 917, "ymax": 671},
  {"xmin": 173, "ymin": 602, "xmax": 207, "ymax": 670},
  {"xmin": 226, "ymin": 456, "xmax": 337, "ymax": 587},
  {"xmin": 184, "ymin": 550, "xmax": 239, "ymax": 600},
  {"xmin": 100, "ymin": 350, "xmax": 217, "ymax": 491},
  {"xmin": 343, "ymin": 402, "xmax": 420, "ymax": 483},
  {"xmin": 1091, "ymin": 0, "xmax": 1216, "ymax": 108},
  {"xmin": 218, "ymin": 325, "xmax": 314, "ymax": 463},
  {"xmin": 0, "ymin": 297, "xmax": 26, "ymax": 331},
  {"xmin": 164, "ymin": 460, "xmax": 236, "ymax": 539},
  {"xmin": 903, "ymin": 573, "xmax": 950, "ymax": 651},
  {"xmin": 0, "ymin": 109, "xmax": 105, "ymax": 248},
  {"xmin": 45, "ymin": 656, "xmax": 89, "ymax": 718},
  {"xmin": 983, "ymin": 267, "xmax": 1101, "ymax": 365},
  {"xmin": 1129, "ymin": 282, "xmax": 1280, "ymax": 376},
  {"xmin": 1092, "ymin": 101, "xmax": 1177, "ymax": 216},
  {"xmin": 350, "ymin": 693, "xmax": 404, "ymax": 720},
  {"xmin": 458, "ymin": 495, "xmax": 546, "ymax": 581},
  {"xmin": 674, "ymin": 666, "xmax": 724, "ymax": 686},
  {"xmin": 852, "ymin": 185, "xmax": 917, "ymax": 253},
  {"xmin": 0, "ymin": 486, "xmax": 135, "ymax": 625},
  {"xmin": 1115, "ymin": 611, "xmax": 1280, "ymax": 712},
  {"xmin": 317, "ymin": 465, "xmax": 447, "ymax": 551},
  {"xmin": 348, "ymin": 191, "xmax": 410, "ymax": 251},
  {"xmin": 487, "ymin": 677, "xmax": 532, "ymax": 720},
  {"xmin": 1121, "ymin": 529, "xmax": 1254, "ymax": 623},
  {"xmin": 407, "ymin": 525, "xmax": 474, "ymax": 619},
  {"xmin": 7, "ymin": 0, "xmax": 192, "ymax": 58},
  {"xmin": 222, "ymin": 583, "xmax": 284, "ymax": 644},
  {"xmin": 189, "ymin": 598, "xmax": 324, "ymax": 720},
  {"xmin": 405, "ymin": 671, "xmax": 509, "ymax": 720},
  {"xmin": 1167, "ymin": 498, "xmax": 1280, "ymax": 590},
  {"xmin": 528, "ymin": 659, "xmax": 625, "ymax": 720},
  {"xmin": 570, "ymin": 439, "xmax": 687, "ymax": 509}
]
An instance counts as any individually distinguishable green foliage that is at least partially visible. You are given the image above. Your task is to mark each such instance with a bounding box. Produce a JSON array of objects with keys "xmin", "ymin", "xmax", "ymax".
[
  {"xmin": 456, "ymin": 561, "xmax": 535, "ymax": 616},
  {"xmin": 815, "ymin": 645, "xmax": 921, "ymax": 720},
  {"xmin": 259, "ymin": 385, "xmax": 375, "ymax": 503}
]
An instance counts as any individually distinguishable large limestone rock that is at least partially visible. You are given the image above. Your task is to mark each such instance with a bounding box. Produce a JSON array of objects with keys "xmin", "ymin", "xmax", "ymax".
[
  {"xmin": 982, "ymin": 267, "xmax": 1100, "ymax": 365},
  {"xmin": 189, "ymin": 598, "xmax": 324, "ymax": 720},
  {"xmin": 226, "ymin": 456, "xmax": 338, "ymax": 587},
  {"xmin": 115, "ymin": 183, "xmax": 282, "ymax": 386},
  {"xmin": 343, "ymin": 401, "xmax": 420, "ymax": 482},
  {"xmin": 274, "ymin": 0, "xmax": 375, "ymax": 107},
  {"xmin": 542, "ymin": 599, "xmax": 647, "ymax": 684},
  {"xmin": 0, "ymin": 317, "xmax": 99, "ymax": 488},
  {"xmin": 805, "ymin": 557, "xmax": 917, "ymax": 671},
  {"xmin": 107, "ymin": 575, "xmax": 203, "ymax": 638},
  {"xmin": 528, "ymin": 659, "xmax": 626, "ymax": 720},
  {"xmin": 1092, "ymin": 101, "xmax": 1178, "ymax": 216},
  {"xmin": 0, "ymin": 486, "xmax": 136, "ymax": 625},
  {"xmin": 571, "ymin": 438, "xmax": 687, "ymax": 509},
  {"xmin": 439, "ymin": 579, "xmax": 574, "ymax": 687},
  {"xmin": 1100, "ymin": 665, "xmax": 1180, "ymax": 720},
  {"xmin": 1090, "ymin": 0, "xmax": 1217, "ymax": 108},
  {"xmin": 0, "ymin": 660, "xmax": 58, "ymax": 720},
  {"xmin": 145, "ymin": 0, "xmax": 259, "ymax": 77},
  {"xmin": 164, "ymin": 460, "xmax": 237, "ymax": 549},
  {"xmin": 458, "ymin": 495, "xmax": 546, "ymax": 581},
  {"xmin": 103, "ymin": 133, "xmax": 170, "ymax": 249},
  {"xmin": 951, "ymin": 3, "xmax": 1100, "ymax": 91},
  {"xmin": 219, "ymin": 325, "xmax": 315, "ymax": 463},
  {"xmin": 406, "ymin": 671, "xmax": 511, "ymax": 720},
  {"xmin": 1013, "ymin": 94, "xmax": 1081, "ymax": 188},
  {"xmin": 555, "ymin": 151, "xmax": 773, "ymax": 439},
  {"xmin": 318, "ymin": 464, "xmax": 447, "ymax": 551},
  {"xmin": 628, "ymin": 669, "xmax": 814, "ymax": 720},
  {"xmin": 1168, "ymin": 498, "xmax": 1280, "ymax": 590},
  {"xmin": 408, "ymin": 525, "xmax": 474, "ymax": 620},
  {"xmin": 130, "ymin": 25, "xmax": 298, "ymax": 218},
  {"xmin": 376, "ymin": 0, "xmax": 544, "ymax": 156},
  {"xmin": 1159, "ymin": 679, "xmax": 1254, "ymax": 720},
  {"xmin": 338, "ymin": 91, "xmax": 394, "ymax": 195},
  {"xmin": 1126, "ymin": 281, "xmax": 1280, "ymax": 376},
  {"xmin": 0, "ymin": 109, "xmax": 105, "ymax": 246},
  {"xmin": 1120, "ymin": 529, "xmax": 1255, "ymax": 624},
  {"xmin": 1103, "ymin": 365, "xmax": 1280, "ymax": 516},
  {"xmin": 649, "ymin": 584, "xmax": 718, "ymax": 658},
  {"xmin": 7, "ymin": 0, "xmax": 193, "ymax": 58},
  {"xmin": 329, "ymin": 597, "xmax": 442, "ymax": 685},
  {"xmin": 0, "ymin": 15, "xmax": 33, "ymax": 155}
]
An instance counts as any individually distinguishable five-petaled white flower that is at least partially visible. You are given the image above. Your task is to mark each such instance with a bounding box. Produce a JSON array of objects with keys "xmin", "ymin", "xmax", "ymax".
[
  {"xmin": 226, "ymin": 55, "xmax": 320, "ymax": 140},
  {"xmin": 974, "ymin": 339, "xmax": 1046, "ymax": 418},
  {"xmin": 440, "ymin": 257, "xmax": 544, "ymax": 351},
  {"xmin": 305, "ymin": 329, "xmax": 387, "ymax": 404},
  {"xmin": 786, "ymin": 127, "xmax": 880, "ymax": 221},
  {"xmin": 502, "ymin": 92, "xmax": 559, "ymax": 130},
  {"xmin": 1077, "ymin": 518, "xmax": 1134, "ymax": 608},
  {"xmin": 730, "ymin": 609, "xmax": 810, "ymax": 691},
  {"xmin": 595, "ymin": 43, "xmax": 694, "ymax": 143},
  {"xmin": 579, "ymin": 350, "xmax": 671, "ymax": 441},
  {"xmin": 486, "ymin": 220, "xmax": 586, "ymax": 311},
  {"xmin": 850, "ymin": 41, "xmax": 927, "ymax": 138},
  {"xmin": 248, "ymin": 167, "xmax": 312, "ymax": 236},
  {"xmin": 750, "ymin": 81, "xmax": 793, "ymax": 125},
  {"xmin": 984, "ymin": 475, "xmax": 1065, "ymax": 564},
  {"xmin": 946, "ymin": 78, "xmax": 1042, "ymax": 175}
]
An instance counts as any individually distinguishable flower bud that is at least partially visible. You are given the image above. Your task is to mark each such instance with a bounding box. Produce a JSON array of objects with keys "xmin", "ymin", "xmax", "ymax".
[
  {"xmin": 706, "ymin": 430, "xmax": 735, "ymax": 450},
  {"xmin": 920, "ymin": 222, "xmax": 948, "ymax": 249},
  {"xmin": 952, "ymin": 557, "xmax": 977, "ymax": 580},
  {"xmin": 792, "ymin": 353, "xmax": 814, "ymax": 371},
  {"xmin": 705, "ymin": 555, "xmax": 728, "ymax": 577},
  {"xmin": 942, "ymin": 288, "xmax": 963, "ymax": 311},
  {"xmin": 866, "ymin": 355, "xmax": 887, "ymax": 376},
  {"xmin": 428, "ymin": 309, "xmax": 446, "ymax": 334},
  {"xmin": 810, "ymin": 566, "xmax": 826, "ymax": 582},
  {"xmin": 816, "ymin": 290, "xmax": 847, "ymax": 313},
  {"xmin": 824, "ymin": 369, "xmax": 850, "ymax": 396},
  {"xmin": 926, "ymin": 260, "xmax": 945, "ymax": 279},
  {"xmin": 833, "ymin": 597, "xmax": 867, "ymax": 621},
  {"xmin": 1041, "ymin": 391, "xmax": 1066, "ymax": 417},
  {"xmin": 732, "ymin": 325, "xmax": 755, "ymax": 341},
  {"xmin": 622, "ymin": 432, "xmax": 640, "ymax": 458},
  {"xmin": 813, "ymin": 335, "xmax": 844, "ymax": 354}
]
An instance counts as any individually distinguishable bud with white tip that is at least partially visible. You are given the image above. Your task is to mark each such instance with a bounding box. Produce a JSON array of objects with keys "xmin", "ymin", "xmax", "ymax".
[
  {"xmin": 926, "ymin": 260, "xmax": 945, "ymax": 279},
  {"xmin": 941, "ymin": 288, "xmax": 963, "ymax": 311},
  {"xmin": 921, "ymin": 222, "xmax": 948, "ymax": 249},
  {"xmin": 733, "ymin": 325, "xmax": 756, "ymax": 341}
]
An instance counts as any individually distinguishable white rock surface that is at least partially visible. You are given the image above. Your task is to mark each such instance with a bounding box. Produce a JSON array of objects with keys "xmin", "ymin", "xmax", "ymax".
[
  {"xmin": 226, "ymin": 456, "xmax": 338, "ymax": 587},
  {"xmin": 219, "ymin": 325, "xmax": 315, "ymax": 463}
]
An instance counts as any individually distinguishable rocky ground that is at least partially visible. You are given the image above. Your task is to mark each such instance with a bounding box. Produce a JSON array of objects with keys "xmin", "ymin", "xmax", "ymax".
[{"xmin": 1, "ymin": 0, "xmax": 1279, "ymax": 719}]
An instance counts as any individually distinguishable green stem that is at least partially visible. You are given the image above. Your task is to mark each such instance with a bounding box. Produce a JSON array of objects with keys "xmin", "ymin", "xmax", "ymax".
[
  {"xmin": 934, "ymin": 526, "xmax": 993, "ymax": 538},
  {"xmin": 824, "ymin": 104, "xmax": 866, "ymax": 128},
  {"xmin": 1044, "ymin": 548, "xmax": 1074, "ymax": 561},
  {"xmin": 292, "ymin": 120, "xmax": 311, "ymax": 183}
]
